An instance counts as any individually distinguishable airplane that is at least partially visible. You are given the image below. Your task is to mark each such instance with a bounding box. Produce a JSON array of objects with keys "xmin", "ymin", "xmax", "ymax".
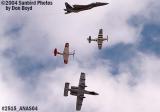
[
  {"xmin": 87, "ymin": 29, "xmax": 108, "ymax": 49},
  {"xmin": 64, "ymin": 2, "xmax": 109, "ymax": 14},
  {"xmin": 64, "ymin": 72, "xmax": 99, "ymax": 111},
  {"xmin": 53, "ymin": 43, "xmax": 75, "ymax": 64}
]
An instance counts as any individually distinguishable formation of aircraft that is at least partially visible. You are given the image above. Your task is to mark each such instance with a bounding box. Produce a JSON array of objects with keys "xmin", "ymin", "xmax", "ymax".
[
  {"xmin": 64, "ymin": 2, "xmax": 109, "ymax": 14},
  {"xmin": 52, "ymin": 1, "xmax": 110, "ymax": 111},
  {"xmin": 87, "ymin": 29, "xmax": 108, "ymax": 49},
  {"xmin": 53, "ymin": 43, "xmax": 75, "ymax": 64},
  {"xmin": 64, "ymin": 72, "xmax": 99, "ymax": 111}
]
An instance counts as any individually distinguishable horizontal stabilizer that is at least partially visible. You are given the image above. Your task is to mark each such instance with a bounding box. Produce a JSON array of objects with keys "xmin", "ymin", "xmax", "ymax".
[{"xmin": 64, "ymin": 82, "xmax": 70, "ymax": 96}]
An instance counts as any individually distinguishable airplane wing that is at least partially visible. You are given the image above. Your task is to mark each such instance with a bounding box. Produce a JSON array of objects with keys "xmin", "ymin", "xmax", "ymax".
[
  {"xmin": 97, "ymin": 29, "xmax": 103, "ymax": 49},
  {"xmin": 78, "ymin": 72, "xmax": 86, "ymax": 90},
  {"xmin": 98, "ymin": 29, "xmax": 103, "ymax": 38},
  {"xmin": 76, "ymin": 95, "xmax": 84, "ymax": 111},
  {"xmin": 63, "ymin": 43, "xmax": 69, "ymax": 64},
  {"xmin": 75, "ymin": 73, "xmax": 86, "ymax": 111}
]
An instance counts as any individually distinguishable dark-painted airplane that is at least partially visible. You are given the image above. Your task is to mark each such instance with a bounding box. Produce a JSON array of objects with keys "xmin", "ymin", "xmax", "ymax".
[
  {"xmin": 64, "ymin": 2, "xmax": 109, "ymax": 14},
  {"xmin": 64, "ymin": 72, "xmax": 99, "ymax": 111}
]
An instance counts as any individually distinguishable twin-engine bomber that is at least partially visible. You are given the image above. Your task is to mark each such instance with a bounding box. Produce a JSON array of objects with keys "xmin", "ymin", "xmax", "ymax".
[
  {"xmin": 64, "ymin": 72, "xmax": 99, "ymax": 111},
  {"xmin": 64, "ymin": 2, "xmax": 109, "ymax": 14}
]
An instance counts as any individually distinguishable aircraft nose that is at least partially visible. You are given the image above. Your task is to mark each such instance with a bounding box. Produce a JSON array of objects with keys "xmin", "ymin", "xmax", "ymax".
[
  {"xmin": 103, "ymin": 3, "xmax": 109, "ymax": 5},
  {"xmin": 94, "ymin": 92, "xmax": 99, "ymax": 95}
]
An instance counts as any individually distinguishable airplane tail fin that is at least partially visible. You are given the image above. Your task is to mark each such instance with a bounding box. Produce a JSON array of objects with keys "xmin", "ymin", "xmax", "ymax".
[
  {"xmin": 64, "ymin": 2, "xmax": 72, "ymax": 14},
  {"xmin": 64, "ymin": 82, "xmax": 70, "ymax": 96},
  {"xmin": 65, "ymin": 2, "xmax": 72, "ymax": 9}
]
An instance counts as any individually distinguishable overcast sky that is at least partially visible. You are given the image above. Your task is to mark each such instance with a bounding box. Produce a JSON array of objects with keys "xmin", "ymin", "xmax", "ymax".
[{"xmin": 0, "ymin": 0, "xmax": 160, "ymax": 112}]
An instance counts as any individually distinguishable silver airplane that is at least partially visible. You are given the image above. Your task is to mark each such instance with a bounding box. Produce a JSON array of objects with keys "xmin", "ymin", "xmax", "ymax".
[
  {"xmin": 64, "ymin": 2, "xmax": 109, "ymax": 14},
  {"xmin": 64, "ymin": 72, "xmax": 99, "ymax": 111},
  {"xmin": 53, "ymin": 43, "xmax": 75, "ymax": 64},
  {"xmin": 87, "ymin": 29, "xmax": 108, "ymax": 49}
]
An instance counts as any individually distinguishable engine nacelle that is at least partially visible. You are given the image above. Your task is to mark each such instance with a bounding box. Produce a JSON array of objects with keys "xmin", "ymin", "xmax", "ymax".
[
  {"xmin": 79, "ymin": 95, "xmax": 86, "ymax": 99},
  {"xmin": 80, "ymin": 84, "xmax": 87, "ymax": 88},
  {"xmin": 70, "ymin": 91, "xmax": 78, "ymax": 96},
  {"xmin": 71, "ymin": 86, "xmax": 78, "ymax": 89},
  {"xmin": 70, "ymin": 86, "xmax": 78, "ymax": 96}
]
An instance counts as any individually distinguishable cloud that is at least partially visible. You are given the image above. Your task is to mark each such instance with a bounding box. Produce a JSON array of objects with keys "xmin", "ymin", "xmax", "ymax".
[
  {"xmin": 82, "ymin": 53, "xmax": 160, "ymax": 112},
  {"xmin": 1, "ymin": 52, "xmax": 160, "ymax": 112}
]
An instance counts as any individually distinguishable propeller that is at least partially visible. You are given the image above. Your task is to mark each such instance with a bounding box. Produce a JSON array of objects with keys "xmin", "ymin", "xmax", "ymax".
[{"xmin": 73, "ymin": 50, "xmax": 75, "ymax": 59}]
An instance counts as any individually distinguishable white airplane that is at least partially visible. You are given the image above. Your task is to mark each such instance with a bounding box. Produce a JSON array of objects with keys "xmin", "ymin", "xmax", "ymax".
[
  {"xmin": 87, "ymin": 29, "xmax": 108, "ymax": 49},
  {"xmin": 53, "ymin": 43, "xmax": 75, "ymax": 64},
  {"xmin": 64, "ymin": 72, "xmax": 99, "ymax": 111}
]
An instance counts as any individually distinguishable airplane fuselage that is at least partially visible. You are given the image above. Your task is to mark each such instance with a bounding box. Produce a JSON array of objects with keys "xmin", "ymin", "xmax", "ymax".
[
  {"xmin": 65, "ymin": 2, "xmax": 108, "ymax": 13},
  {"xmin": 72, "ymin": 4, "xmax": 97, "ymax": 11},
  {"xmin": 96, "ymin": 38, "xmax": 107, "ymax": 49},
  {"xmin": 70, "ymin": 86, "xmax": 98, "ymax": 96}
]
